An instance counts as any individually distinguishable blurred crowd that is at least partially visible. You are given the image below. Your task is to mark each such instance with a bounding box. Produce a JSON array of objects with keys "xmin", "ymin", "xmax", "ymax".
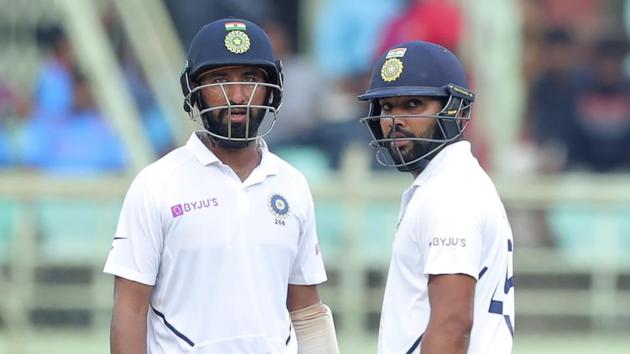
[
  {"xmin": 0, "ymin": 0, "xmax": 629, "ymax": 174},
  {"xmin": 0, "ymin": 6, "xmax": 174, "ymax": 175},
  {"xmin": 523, "ymin": 0, "xmax": 630, "ymax": 173}
]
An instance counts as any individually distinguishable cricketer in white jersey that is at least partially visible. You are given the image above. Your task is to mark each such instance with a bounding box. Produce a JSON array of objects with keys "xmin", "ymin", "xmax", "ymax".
[
  {"xmin": 104, "ymin": 18, "xmax": 339, "ymax": 354},
  {"xmin": 104, "ymin": 133, "xmax": 328, "ymax": 353},
  {"xmin": 358, "ymin": 41, "xmax": 515, "ymax": 354},
  {"xmin": 378, "ymin": 141, "xmax": 514, "ymax": 354}
]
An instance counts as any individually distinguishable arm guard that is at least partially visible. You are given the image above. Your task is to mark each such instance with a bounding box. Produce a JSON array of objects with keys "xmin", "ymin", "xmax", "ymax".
[{"xmin": 290, "ymin": 302, "xmax": 340, "ymax": 354}]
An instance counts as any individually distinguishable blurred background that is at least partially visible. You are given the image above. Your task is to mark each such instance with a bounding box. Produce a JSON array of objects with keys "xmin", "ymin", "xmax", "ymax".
[{"xmin": 1, "ymin": 0, "xmax": 630, "ymax": 353}]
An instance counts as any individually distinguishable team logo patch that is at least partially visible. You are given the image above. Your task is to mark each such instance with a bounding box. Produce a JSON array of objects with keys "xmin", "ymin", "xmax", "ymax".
[
  {"xmin": 268, "ymin": 194, "xmax": 290, "ymax": 220},
  {"xmin": 225, "ymin": 30, "xmax": 250, "ymax": 54},
  {"xmin": 381, "ymin": 58, "xmax": 403, "ymax": 82}
]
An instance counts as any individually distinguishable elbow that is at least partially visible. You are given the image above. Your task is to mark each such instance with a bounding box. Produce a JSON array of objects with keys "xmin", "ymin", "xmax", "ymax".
[
  {"xmin": 432, "ymin": 312, "xmax": 473, "ymax": 340},
  {"xmin": 449, "ymin": 311, "xmax": 473, "ymax": 335},
  {"xmin": 454, "ymin": 316, "xmax": 473, "ymax": 339}
]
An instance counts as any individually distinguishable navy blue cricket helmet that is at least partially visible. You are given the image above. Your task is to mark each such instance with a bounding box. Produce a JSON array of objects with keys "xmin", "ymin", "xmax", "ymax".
[
  {"xmin": 358, "ymin": 41, "xmax": 475, "ymax": 171},
  {"xmin": 180, "ymin": 18, "xmax": 283, "ymax": 143}
]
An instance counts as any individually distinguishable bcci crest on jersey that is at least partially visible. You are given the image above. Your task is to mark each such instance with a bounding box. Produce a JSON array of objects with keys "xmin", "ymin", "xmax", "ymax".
[{"xmin": 268, "ymin": 194, "xmax": 290, "ymax": 226}]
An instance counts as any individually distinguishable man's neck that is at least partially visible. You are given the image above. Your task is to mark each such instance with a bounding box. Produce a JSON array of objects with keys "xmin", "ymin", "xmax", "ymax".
[{"xmin": 202, "ymin": 134, "xmax": 261, "ymax": 182}]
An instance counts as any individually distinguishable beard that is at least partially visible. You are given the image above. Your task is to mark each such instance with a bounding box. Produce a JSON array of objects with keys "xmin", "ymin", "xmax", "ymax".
[
  {"xmin": 386, "ymin": 124, "xmax": 437, "ymax": 165},
  {"xmin": 203, "ymin": 107, "xmax": 266, "ymax": 149}
]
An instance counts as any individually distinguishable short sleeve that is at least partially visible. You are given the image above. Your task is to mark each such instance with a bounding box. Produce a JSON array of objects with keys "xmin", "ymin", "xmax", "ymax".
[
  {"xmin": 289, "ymin": 186, "xmax": 327, "ymax": 285},
  {"xmin": 103, "ymin": 169, "xmax": 163, "ymax": 285},
  {"xmin": 419, "ymin": 196, "xmax": 483, "ymax": 279}
]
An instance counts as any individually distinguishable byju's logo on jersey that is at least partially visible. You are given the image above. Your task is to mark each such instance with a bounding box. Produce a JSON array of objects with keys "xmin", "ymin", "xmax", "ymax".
[
  {"xmin": 428, "ymin": 237, "xmax": 467, "ymax": 248},
  {"xmin": 171, "ymin": 198, "xmax": 219, "ymax": 218},
  {"xmin": 171, "ymin": 205, "xmax": 185, "ymax": 217},
  {"xmin": 268, "ymin": 193, "xmax": 290, "ymax": 226}
]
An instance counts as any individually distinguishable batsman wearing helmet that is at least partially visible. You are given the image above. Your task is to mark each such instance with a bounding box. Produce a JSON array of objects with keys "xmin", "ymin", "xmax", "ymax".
[
  {"xmin": 104, "ymin": 18, "xmax": 339, "ymax": 354},
  {"xmin": 359, "ymin": 41, "xmax": 514, "ymax": 354}
]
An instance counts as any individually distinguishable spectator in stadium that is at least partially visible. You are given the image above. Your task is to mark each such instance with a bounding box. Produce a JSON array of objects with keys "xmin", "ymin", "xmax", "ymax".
[
  {"xmin": 259, "ymin": 20, "xmax": 323, "ymax": 149},
  {"xmin": 22, "ymin": 69, "xmax": 127, "ymax": 174},
  {"xmin": 311, "ymin": 0, "xmax": 404, "ymax": 168},
  {"xmin": 564, "ymin": 31, "xmax": 630, "ymax": 171},
  {"xmin": 32, "ymin": 25, "xmax": 75, "ymax": 118},
  {"xmin": 375, "ymin": 0, "xmax": 463, "ymax": 56},
  {"xmin": 22, "ymin": 25, "xmax": 127, "ymax": 174},
  {"xmin": 529, "ymin": 26, "xmax": 584, "ymax": 173}
]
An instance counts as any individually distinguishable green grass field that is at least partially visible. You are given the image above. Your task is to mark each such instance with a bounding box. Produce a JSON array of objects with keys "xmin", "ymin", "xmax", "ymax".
[{"xmin": 2, "ymin": 332, "xmax": 630, "ymax": 354}]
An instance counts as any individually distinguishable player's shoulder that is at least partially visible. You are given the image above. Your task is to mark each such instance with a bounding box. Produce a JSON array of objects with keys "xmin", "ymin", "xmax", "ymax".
[
  {"xmin": 421, "ymin": 147, "xmax": 497, "ymax": 208},
  {"xmin": 130, "ymin": 146, "xmax": 194, "ymax": 191},
  {"xmin": 267, "ymin": 152, "xmax": 311, "ymax": 188},
  {"xmin": 435, "ymin": 146, "xmax": 492, "ymax": 190}
]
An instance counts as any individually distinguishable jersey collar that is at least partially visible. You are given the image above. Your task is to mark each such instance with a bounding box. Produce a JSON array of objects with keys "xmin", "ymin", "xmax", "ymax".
[
  {"xmin": 186, "ymin": 132, "xmax": 278, "ymax": 178},
  {"xmin": 187, "ymin": 131, "xmax": 220, "ymax": 166},
  {"xmin": 412, "ymin": 140, "xmax": 471, "ymax": 187},
  {"xmin": 251, "ymin": 138, "xmax": 278, "ymax": 179}
]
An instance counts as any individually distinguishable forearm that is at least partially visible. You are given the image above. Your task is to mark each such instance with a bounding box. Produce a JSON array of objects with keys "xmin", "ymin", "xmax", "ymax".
[
  {"xmin": 291, "ymin": 302, "xmax": 339, "ymax": 354},
  {"xmin": 420, "ymin": 322, "xmax": 471, "ymax": 354},
  {"xmin": 110, "ymin": 309, "xmax": 148, "ymax": 354}
]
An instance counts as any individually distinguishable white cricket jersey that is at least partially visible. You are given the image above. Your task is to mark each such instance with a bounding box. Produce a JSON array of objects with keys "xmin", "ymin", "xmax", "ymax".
[
  {"xmin": 104, "ymin": 132, "xmax": 327, "ymax": 354},
  {"xmin": 378, "ymin": 141, "xmax": 514, "ymax": 354}
]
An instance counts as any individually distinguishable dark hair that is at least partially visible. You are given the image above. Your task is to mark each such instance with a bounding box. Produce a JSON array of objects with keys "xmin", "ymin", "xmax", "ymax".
[
  {"xmin": 543, "ymin": 27, "xmax": 573, "ymax": 46},
  {"xmin": 36, "ymin": 25, "xmax": 67, "ymax": 52}
]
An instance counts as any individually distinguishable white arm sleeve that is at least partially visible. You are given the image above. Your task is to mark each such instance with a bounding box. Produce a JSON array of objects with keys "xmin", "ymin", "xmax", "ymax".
[
  {"xmin": 420, "ymin": 196, "xmax": 483, "ymax": 279},
  {"xmin": 290, "ymin": 185, "xmax": 327, "ymax": 285},
  {"xmin": 290, "ymin": 302, "xmax": 339, "ymax": 354},
  {"xmin": 103, "ymin": 169, "xmax": 163, "ymax": 285}
]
